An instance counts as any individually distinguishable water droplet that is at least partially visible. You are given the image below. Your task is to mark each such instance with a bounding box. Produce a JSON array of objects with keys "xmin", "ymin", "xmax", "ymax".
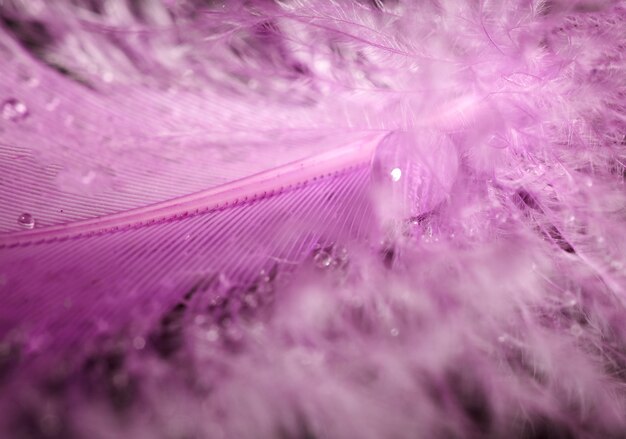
[
  {"xmin": 244, "ymin": 291, "xmax": 260, "ymax": 308},
  {"xmin": 570, "ymin": 324, "xmax": 583, "ymax": 337},
  {"xmin": 17, "ymin": 213, "xmax": 35, "ymax": 229},
  {"xmin": 312, "ymin": 245, "xmax": 349, "ymax": 270},
  {"xmin": 390, "ymin": 328, "xmax": 399, "ymax": 337},
  {"xmin": 370, "ymin": 130, "xmax": 458, "ymax": 230},
  {"xmin": 205, "ymin": 326, "xmax": 219, "ymax": 342},
  {"xmin": 335, "ymin": 246, "xmax": 349, "ymax": 268},
  {"xmin": 313, "ymin": 248, "xmax": 333, "ymax": 269},
  {"xmin": 258, "ymin": 265, "xmax": 277, "ymax": 284},
  {"xmin": 214, "ymin": 273, "xmax": 232, "ymax": 295},
  {"xmin": 1, "ymin": 98, "xmax": 29, "ymax": 121},
  {"xmin": 132, "ymin": 336, "xmax": 145, "ymax": 350}
]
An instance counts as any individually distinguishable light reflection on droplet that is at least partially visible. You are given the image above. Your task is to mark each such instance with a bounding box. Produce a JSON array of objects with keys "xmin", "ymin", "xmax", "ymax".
[{"xmin": 390, "ymin": 167, "xmax": 402, "ymax": 182}]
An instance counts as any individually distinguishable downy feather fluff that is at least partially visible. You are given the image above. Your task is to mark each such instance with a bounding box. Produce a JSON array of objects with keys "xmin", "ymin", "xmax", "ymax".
[{"xmin": 0, "ymin": 0, "xmax": 625, "ymax": 438}]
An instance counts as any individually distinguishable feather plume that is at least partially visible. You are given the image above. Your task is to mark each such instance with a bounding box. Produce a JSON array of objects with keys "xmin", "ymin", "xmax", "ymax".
[{"xmin": 0, "ymin": 0, "xmax": 625, "ymax": 438}]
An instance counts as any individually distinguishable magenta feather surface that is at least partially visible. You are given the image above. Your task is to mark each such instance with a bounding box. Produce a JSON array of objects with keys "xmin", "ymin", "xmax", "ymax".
[{"xmin": 1, "ymin": 0, "xmax": 626, "ymax": 438}]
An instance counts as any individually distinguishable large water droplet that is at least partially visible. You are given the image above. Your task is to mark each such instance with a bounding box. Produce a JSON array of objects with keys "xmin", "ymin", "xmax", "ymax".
[
  {"xmin": 17, "ymin": 213, "xmax": 35, "ymax": 229},
  {"xmin": 1, "ymin": 98, "xmax": 29, "ymax": 121},
  {"xmin": 370, "ymin": 130, "xmax": 458, "ymax": 234}
]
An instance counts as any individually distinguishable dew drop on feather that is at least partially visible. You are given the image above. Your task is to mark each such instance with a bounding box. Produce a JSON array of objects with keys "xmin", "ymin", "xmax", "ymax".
[
  {"xmin": 313, "ymin": 248, "xmax": 333, "ymax": 269},
  {"xmin": 370, "ymin": 130, "xmax": 458, "ymax": 228},
  {"xmin": 17, "ymin": 213, "xmax": 35, "ymax": 229}
]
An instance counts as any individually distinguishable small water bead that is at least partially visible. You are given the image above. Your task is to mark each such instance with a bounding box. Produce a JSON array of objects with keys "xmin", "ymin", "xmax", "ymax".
[
  {"xmin": 312, "ymin": 245, "xmax": 349, "ymax": 270},
  {"xmin": 562, "ymin": 291, "xmax": 578, "ymax": 307},
  {"xmin": 570, "ymin": 324, "xmax": 583, "ymax": 337},
  {"xmin": 313, "ymin": 248, "xmax": 333, "ymax": 269},
  {"xmin": 1, "ymin": 98, "xmax": 29, "ymax": 121},
  {"xmin": 205, "ymin": 326, "xmax": 219, "ymax": 342},
  {"xmin": 335, "ymin": 246, "xmax": 349, "ymax": 268},
  {"xmin": 17, "ymin": 213, "xmax": 35, "ymax": 229},
  {"xmin": 132, "ymin": 337, "xmax": 145, "ymax": 350}
]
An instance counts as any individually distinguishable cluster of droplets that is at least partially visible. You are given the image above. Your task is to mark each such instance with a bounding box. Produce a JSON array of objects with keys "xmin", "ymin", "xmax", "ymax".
[
  {"xmin": 1, "ymin": 98, "xmax": 29, "ymax": 122},
  {"xmin": 3, "ymin": 96, "xmax": 35, "ymax": 229},
  {"xmin": 3, "ymin": 264, "xmax": 284, "ymax": 437},
  {"xmin": 148, "ymin": 265, "xmax": 279, "ymax": 359},
  {"xmin": 312, "ymin": 243, "xmax": 349, "ymax": 271}
]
